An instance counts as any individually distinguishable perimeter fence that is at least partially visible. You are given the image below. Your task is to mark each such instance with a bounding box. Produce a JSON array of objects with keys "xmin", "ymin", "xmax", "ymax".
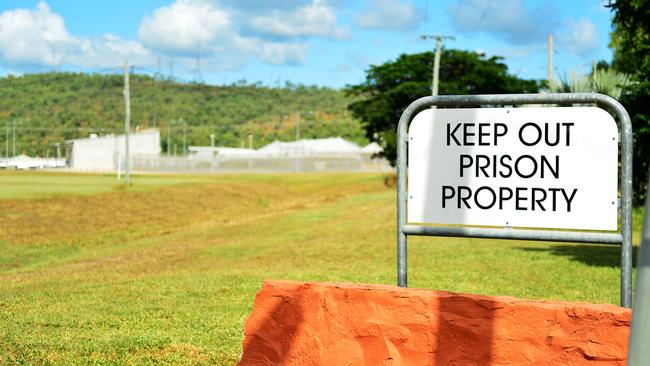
[{"xmin": 130, "ymin": 154, "xmax": 391, "ymax": 173}]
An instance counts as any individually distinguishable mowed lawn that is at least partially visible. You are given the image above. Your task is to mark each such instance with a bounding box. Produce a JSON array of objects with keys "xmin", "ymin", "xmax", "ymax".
[{"xmin": 0, "ymin": 172, "xmax": 643, "ymax": 365}]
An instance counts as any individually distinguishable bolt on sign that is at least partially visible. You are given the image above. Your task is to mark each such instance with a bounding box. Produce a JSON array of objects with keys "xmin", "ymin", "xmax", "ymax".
[{"xmin": 407, "ymin": 107, "xmax": 618, "ymax": 231}]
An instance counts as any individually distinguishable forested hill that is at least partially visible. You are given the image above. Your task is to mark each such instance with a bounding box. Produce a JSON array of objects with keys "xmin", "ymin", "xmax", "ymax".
[{"xmin": 0, "ymin": 72, "xmax": 366, "ymax": 156}]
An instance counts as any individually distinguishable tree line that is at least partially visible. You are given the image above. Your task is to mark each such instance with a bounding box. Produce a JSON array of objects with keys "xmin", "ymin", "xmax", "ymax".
[{"xmin": 0, "ymin": 72, "xmax": 367, "ymax": 156}]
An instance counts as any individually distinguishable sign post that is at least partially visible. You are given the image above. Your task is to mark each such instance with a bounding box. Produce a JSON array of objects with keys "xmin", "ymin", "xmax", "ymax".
[
  {"xmin": 396, "ymin": 93, "xmax": 633, "ymax": 307},
  {"xmin": 628, "ymin": 172, "xmax": 650, "ymax": 364}
]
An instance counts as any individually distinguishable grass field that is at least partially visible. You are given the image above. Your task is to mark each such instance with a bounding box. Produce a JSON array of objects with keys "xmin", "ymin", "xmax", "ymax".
[
  {"xmin": 0, "ymin": 172, "xmax": 644, "ymax": 365},
  {"xmin": 0, "ymin": 171, "xmax": 212, "ymax": 199}
]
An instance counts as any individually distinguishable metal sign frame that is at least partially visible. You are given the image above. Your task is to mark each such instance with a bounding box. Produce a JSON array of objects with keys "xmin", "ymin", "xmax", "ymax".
[
  {"xmin": 628, "ymin": 172, "xmax": 649, "ymax": 364},
  {"xmin": 396, "ymin": 93, "xmax": 633, "ymax": 307}
]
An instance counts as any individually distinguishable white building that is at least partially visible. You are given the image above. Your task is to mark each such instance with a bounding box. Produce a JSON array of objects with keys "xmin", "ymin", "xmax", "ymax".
[
  {"xmin": 189, "ymin": 138, "xmax": 378, "ymax": 160},
  {"xmin": 68, "ymin": 129, "xmax": 160, "ymax": 171},
  {"xmin": 131, "ymin": 136, "xmax": 390, "ymax": 173},
  {"xmin": 257, "ymin": 137, "xmax": 364, "ymax": 157},
  {"xmin": 360, "ymin": 142, "xmax": 383, "ymax": 156},
  {"xmin": 188, "ymin": 146, "xmax": 257, "ymax": 159},
  {"xmin": 1, "ymin": 154, "xmax": 65, "ymax": 170}
]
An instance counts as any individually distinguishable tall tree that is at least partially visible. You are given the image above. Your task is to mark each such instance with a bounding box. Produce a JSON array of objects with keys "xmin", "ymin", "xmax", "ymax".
[
  {"xmin": 345, "ymin": 50, "xmax": 539, "ymax": 164},
  {"xmin": 610, "ymin": 0, "xmax": 650, "ymax": 77},
  {"xmin": 608, "ymin": 0, "xmax": 650, "ymax": 204}
]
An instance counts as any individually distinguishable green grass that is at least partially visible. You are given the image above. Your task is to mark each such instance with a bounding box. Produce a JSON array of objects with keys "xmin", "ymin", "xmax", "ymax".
[
  {"xmin": 0, "ymin": 171, "xmax": 644, "ymax": 365},
  {"xmin": 0, "ymin": 171, "xmax": 211, "ymax": 199}
]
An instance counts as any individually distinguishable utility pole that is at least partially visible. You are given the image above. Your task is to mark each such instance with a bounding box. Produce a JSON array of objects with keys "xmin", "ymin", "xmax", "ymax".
[
  {"xmin": 167, "ymin": 122, "xmax": 172, "ymax": 157},
  {"xmin": 12, "ymin": 119, "xmax": 16, "ymax": 157},
  {"xmin": 296, "ymin": 111, "xmax": 301, "ymax": 141},
  {"xmin": 182, "ymin": 119, "xmax": 186, "ymax": 155},
  {"xmin": 592, "ymin": 59, "xmax": 597, "ymax": 84},
  {"xmin": 195, "ymin": 45, "xmax": 203, "ymax": 83},
  {"xmin": 5, "ymin": 123, "xmax": 8, "ymax": 165},
  {"xmin": 209, "ymin": 134, "xmax": 215, "ymax": 148},
  {"xmin": 421, "ymin": 34, "xmax": 455, "ymax": 96},
  {"xmin": 547, "ymin": 33, "xmax": 553, "ymax": 86},
  {"xmin": 248, "ymin": 134, "xmax": 253, "ymax": 149},
  {"xmin": 123, "ymin": 60, "xmax": 131, "ymax": 186}
]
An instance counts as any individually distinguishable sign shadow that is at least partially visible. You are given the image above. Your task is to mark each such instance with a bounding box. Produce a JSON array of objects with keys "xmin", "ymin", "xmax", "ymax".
[
  {"xmin": 412, "ymin": 107, "xmax": 498, "ymax": 364},
  {"xmin": 238, "ymin": 290, "xmax": 304, "ymax": 365},
  {"xmin": 516, "ymin": 244, "xmax": 638, "ymax": 269},
  {"xmin": 432, "ymin": 293, "xmax": 498, "ymax": 364}
]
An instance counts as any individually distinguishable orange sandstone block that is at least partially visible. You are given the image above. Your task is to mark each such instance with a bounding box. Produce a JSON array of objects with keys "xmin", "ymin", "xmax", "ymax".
[{"xmin": 239, "ymin": 280, "xmax": 631, "ymax": 365}]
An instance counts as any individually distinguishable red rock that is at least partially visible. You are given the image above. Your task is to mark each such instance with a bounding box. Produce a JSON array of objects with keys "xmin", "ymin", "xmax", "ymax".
[{"xmin": 238, "ymin": 280, "xmax": 631, "ymax": 365}]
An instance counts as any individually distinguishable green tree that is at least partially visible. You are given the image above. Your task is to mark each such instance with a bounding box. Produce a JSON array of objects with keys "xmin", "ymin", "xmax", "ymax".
[
  {"xmin": 608, "ymin": 0, "xmax": 650, "ymax": 204},
  {"xmin": 345, "ymin": 49, "xmax": 539, "ymax": 164},
  {"xmin": 549, "ymin": 68, "xmax": 632, "ymax": 99}
]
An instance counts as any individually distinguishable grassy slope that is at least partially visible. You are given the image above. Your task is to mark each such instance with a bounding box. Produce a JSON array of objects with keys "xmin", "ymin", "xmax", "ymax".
[
  {"xmin": 0, "ymin": 172, "xmax": 642, "ymax": 365},
  {"xmin": 0, "ymin": 171, "xmax": 211, "ymax": 199}
]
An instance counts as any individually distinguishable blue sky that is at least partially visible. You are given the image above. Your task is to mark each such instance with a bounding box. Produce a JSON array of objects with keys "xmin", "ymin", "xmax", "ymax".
[{"xmin": 0, "ymin": 0, "xmax": 614, "ymax": 88}]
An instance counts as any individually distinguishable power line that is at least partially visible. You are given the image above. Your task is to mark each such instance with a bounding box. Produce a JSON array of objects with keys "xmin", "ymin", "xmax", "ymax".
[
  {"xmin": 91, "ymin": 67, "xmax": 122, "ymax": 74},
  {"xmin": 473, "ymin": 0, "xmax": 493, "ymax": 32},
  {"xmin": 0, "ymin": 73, "xmax": 86, "ymax": 87},
  {"xmin": 423, "ymin": 0, "xmax": 429, "ymax": 34},
  {"xmin": 548, "ymin": 34, "xmax": 553, "ymax": 85},
  {"xmin": 131, "ymin": 65, "xmax": 194, "ymax": 84},
  {"xmin": 10, "ymin": 127, "xmax": 117, "ymax": 132},
  {"xmin": 132, "ymin": 66, "xmax": 157, "ymax": 74},
  {"xmin": 451, "ymin": 0, "xmax": 463, "ymax": 27},
  {"xmin": 123, "ymin": 60, "xmax": 131, "ymax": 186},
  {"xmin": 195, "ymin": 45, "xmax": 203, "ymax": 83}
]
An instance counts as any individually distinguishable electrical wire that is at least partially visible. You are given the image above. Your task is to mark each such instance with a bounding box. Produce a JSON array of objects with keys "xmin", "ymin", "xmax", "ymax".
[
  {"xmin": 423, "ymin": 0, "xmax": 429, "ymax": 34},
  {"xmin": 451, "ymin": 0, "xmax": 463, "ymax": 28},
  {"xmin": 473, "ymin": 0, "xmax": 493, "ymax": 32}
]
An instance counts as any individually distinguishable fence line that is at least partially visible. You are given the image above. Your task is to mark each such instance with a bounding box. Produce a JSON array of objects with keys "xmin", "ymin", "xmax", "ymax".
[{"xmin": 130, "ymin": 154, "xmax": 391, "ymax": 173}]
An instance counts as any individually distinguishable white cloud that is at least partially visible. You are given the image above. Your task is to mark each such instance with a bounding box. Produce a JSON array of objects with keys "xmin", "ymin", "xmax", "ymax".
[
  {"xmin": 249, "ymin": 1, "xmax": 349, "ymax": 39},
  {"xmin": 138, "ymin": 0, "xmax": 318, "ymax": 68},
  {"xmin": 557, "ymin": 18, "xmax": 599, "ymax": 56},
  {"xmin": 0, "ymin": 2, "xmax": 73, "ymax": 66},
  {"xmin": 138, "ymin": 0, "xmax": 344, "ymax": 67},
  {"xmin": 452, "ymin": 0, "xmax": 558, "ymax": 45},
  {"xmin": 138, "ymin": 0, "xmax": 252, "ymax": 57},
  {"xmin": 0, "ymin": 2, "xmax": 151, "ymax": 69},
  {"xmin": 0, "ymin": 0, "xmax": 349, "ymax": 73},
  {"xmin": 452, "ymin": 1, "xmax": 598, "ymax": 57},
  {"xmin": 260, "ymin": 43, "xmax": 309, "ymax": 65},
  {"xmin": 355, "ymin": 0, "xmax": 421, "ymax": 31},
  {"xmin": 73, "ymin": 34, "xmax": 151, "ymax": 68},
  {"xmin": 220, "ymin": 0, "xmax": 312, "ymax": 12}
]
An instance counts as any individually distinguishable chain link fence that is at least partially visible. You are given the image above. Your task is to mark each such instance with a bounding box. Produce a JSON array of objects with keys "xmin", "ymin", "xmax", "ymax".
[{"xmin": 131, "ymin": 154, "xmax": 391, "ymax": 173}]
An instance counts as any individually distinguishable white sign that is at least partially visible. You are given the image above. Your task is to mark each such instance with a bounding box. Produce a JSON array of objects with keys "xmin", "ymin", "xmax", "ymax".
[{"xmin": 407, "ymin": 107, "xmax": 618, "ymax": 231}]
